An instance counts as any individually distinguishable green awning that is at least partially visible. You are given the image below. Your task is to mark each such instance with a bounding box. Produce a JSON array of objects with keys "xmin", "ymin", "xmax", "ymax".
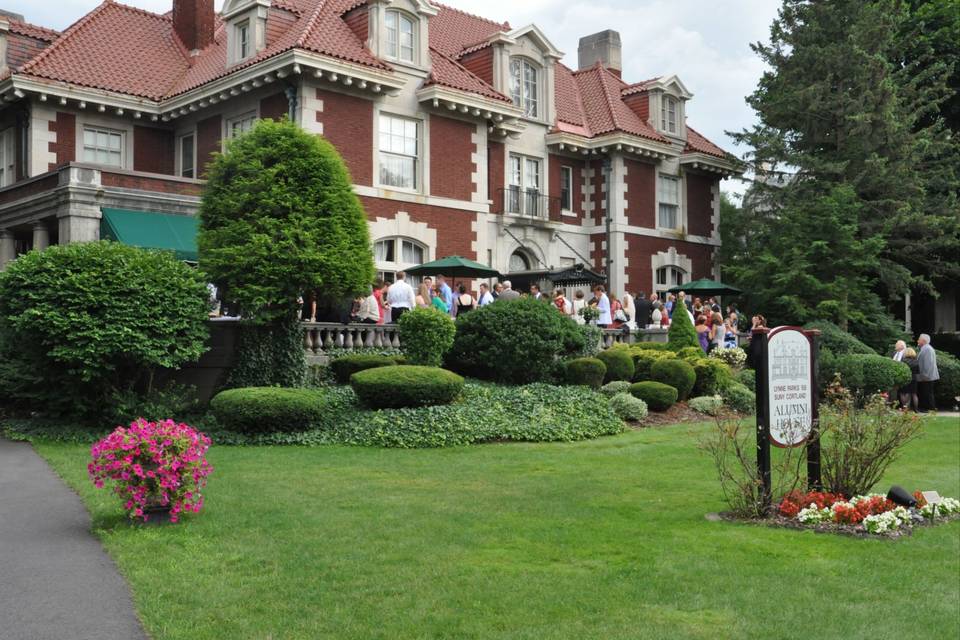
[{"xmin": 100, "ymin": 208, "xmax": 199, "ymax": 262}]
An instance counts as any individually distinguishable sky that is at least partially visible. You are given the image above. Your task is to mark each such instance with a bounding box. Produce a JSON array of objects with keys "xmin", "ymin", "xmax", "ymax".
[{"xmin": 6, "ymin": 0, "xmax": 780, "ymax": 195}]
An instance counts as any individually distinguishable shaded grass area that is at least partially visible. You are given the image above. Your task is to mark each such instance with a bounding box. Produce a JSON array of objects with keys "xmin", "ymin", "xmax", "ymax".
[{"xmin": 35, "ymin": 417, "xmax": 959, "ymax": 640}]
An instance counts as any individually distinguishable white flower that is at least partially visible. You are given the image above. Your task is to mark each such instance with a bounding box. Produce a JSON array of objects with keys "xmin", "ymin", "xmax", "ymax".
[
  {"xmin": 920, "ymin": 496, "xmax": 960, "ymax": 519},
  {"xmin": 797, "ymin": 504, "xmax": 831, "ymax": 524}
]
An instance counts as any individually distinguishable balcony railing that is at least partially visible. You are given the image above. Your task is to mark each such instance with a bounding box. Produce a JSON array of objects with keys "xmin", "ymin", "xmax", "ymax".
[{"xmin": 493, "ymin": 187, "xmax": 562, "ymax": 219}]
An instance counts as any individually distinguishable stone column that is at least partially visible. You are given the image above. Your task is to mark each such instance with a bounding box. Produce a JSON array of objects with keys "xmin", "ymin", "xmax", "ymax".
[
  {"xmin": 0, "ymin": 228, "xmax": 16, "ymax": 270},
  {"xmin": 32, "ymin": 221, "xmax": 50, "ymax": 251}
]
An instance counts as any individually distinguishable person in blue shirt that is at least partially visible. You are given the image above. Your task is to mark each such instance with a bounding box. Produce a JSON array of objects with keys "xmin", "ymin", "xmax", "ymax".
[{"xmin": 438, "ymin": 275, "xmax": 455, "ymax": 316}]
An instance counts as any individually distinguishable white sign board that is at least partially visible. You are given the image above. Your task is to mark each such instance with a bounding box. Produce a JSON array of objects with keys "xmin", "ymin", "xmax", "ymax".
[{"xmin": 767, "ymin": 328, "xmax": 813, "ymax": 447}]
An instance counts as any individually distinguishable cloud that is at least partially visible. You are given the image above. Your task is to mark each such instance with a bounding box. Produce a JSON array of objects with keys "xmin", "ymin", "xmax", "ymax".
[{"xmin": 6, "ymin": 0, "xmax": 773, "ymax": 193}]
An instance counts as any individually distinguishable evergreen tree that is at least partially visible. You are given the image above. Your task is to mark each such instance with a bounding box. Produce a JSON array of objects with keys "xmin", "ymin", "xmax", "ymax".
[
  {"xmin": 728, "ymin": 0, "xmax": 959, "ymax": 340},
  {"xmin": 667, "ymin": 298, "xmax": 699, "ymax": 351}
]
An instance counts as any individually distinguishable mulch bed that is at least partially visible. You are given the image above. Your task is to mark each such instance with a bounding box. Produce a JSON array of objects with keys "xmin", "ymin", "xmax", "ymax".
[
  {"xmin": 630, "ymin": 402, "xmax": 741, "ymax": 428},
  {"xmin": 709, "ymin": 511, "xmax": 960, "ymax": 540}
]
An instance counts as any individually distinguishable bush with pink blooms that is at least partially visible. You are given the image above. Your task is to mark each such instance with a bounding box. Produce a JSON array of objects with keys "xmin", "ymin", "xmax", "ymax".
[{"xmin": 88, "ymin": 419, "xmax": 213, "ymax": 523}]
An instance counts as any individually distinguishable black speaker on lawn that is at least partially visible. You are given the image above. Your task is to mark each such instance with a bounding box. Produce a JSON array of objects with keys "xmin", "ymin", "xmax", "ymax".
[{"xmin": 887, "ymin": 485, "xmax": 917, "ymax": 508}]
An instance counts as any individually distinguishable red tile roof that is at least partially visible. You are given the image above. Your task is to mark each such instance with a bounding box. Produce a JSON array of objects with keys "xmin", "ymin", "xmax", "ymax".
[
  {"xmin": 7, "ymin": 19, "xmax": 60, "ymax": 42},
  {"xmin": 425, "ymin": 47, "xmax": 511, "ymax": 102},
  {"xmin": 429, "ymin": 3, "xmax": 508, "ymax": 58},
  {"xmin": 684, "ymin": 126, "xmax": 728, "ymax": 158},
  {"xmin": 569, "ymin": 63, "xmax": 668, "ymax": 143}
]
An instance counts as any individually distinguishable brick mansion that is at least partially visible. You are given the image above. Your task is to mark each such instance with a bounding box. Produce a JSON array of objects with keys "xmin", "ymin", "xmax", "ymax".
[{"xmin": 0, "ymin": 0, "xmax": 739, "ymax": 298}]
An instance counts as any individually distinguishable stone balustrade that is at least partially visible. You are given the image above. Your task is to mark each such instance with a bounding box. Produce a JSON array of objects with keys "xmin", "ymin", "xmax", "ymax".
[{"xmin": 301, "ymin": 322, "xmax": 401, "ymax": 363}]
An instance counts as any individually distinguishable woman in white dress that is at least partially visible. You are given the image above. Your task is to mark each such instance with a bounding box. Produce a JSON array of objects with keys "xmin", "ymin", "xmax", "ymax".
[{"xmin": 571, "ymin": 290, "xmax": 587, "ymax": 324}]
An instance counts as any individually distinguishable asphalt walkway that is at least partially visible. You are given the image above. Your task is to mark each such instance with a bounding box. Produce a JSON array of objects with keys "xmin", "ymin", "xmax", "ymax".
[{"xmin": 0, "ymin": 438, "xmax": 147, "ymax": 640}]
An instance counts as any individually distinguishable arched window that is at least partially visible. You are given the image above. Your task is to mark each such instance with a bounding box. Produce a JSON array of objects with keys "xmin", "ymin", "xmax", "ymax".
[
  {"xmin": 655, "ymin": 265, "xmax": 685, "ymax": 298},
  {"xmin": 509, "ymin": 249, "xmax": 532, "ymax": 272},
  {"xmin": 374, "ymin": 237, "xmax": 426, "ymax": 284},
  {"xmin": 385, "ymin": 10, "xmax": 416, "ymax": 63},
  {"xmin": 660, "ymin": 96, "xmax": 678, "ymax": 134},
  {"xmin": 509, "ymin": 58, "xmax": 539, "ymax": 118}
]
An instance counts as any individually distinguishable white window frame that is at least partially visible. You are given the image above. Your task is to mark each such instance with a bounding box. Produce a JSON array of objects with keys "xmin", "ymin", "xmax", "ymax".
[
  {"xmin": 377, "ymin": 113, "xmax": 421, "ymax": 192},
  {"xmin": 559, "ymin": 165, "xmax": 574, "ymax": 213},
  {"xmin": 0, "ymin": 127, "xmax": 15, "ymax": 187},
  {"xmin": 226, "ymin": 112, "xmax": 258, "ymax": 140},
  {"xmin": 507, "ymin": 153, "xmax": 543, "ymax": 216},
  {"xmin": 655, "ymin": 266, "xmax": 686, "ymax": 298},
  {"xmin": 374, "ymin": 237, "xmax": 426, "ymax": 286},
  {"xmin": 658, "ymin": 173, "xmax": 681, "ymax": 230},
  {"xmin": 384, "ymin": 9, "xmax": 417, "ymax": 64},
  {"xmin": 178, "ymin": 132, "xmax": 196, "ymax": 179},
  {"xmin": 236, "ymin": 20, "xmax": 251, "ymax": 61},
  {"xmin": 81, "ymin": 125, "xmax": 124, "ymax": 168},
  {"xmin": 509, "ymin": 57, "xmax": 540, "ymax": 119},
  {"xmin": 660, "ymin": 96, "xmax": 679, "ymax": 134}
]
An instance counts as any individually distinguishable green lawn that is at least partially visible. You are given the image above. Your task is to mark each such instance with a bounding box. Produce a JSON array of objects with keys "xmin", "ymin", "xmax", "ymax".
[{"xmin": 36, "ymin": 417, "xmax": 960, "ymax": 640}]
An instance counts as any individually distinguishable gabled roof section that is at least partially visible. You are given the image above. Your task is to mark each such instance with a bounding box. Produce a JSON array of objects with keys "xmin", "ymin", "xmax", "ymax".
[
  {"xmin": 18, "ymin": 2, "xmax": 192, "ymax": 100},
  {"xmin": 570, "ymin": 63, "xmax": 668, "ymax": 143},
  {"xmin": 684, "ymin": 126, "xmax": 728, "ymax": 159},
  {"xmin": 507, "ymin": 24, "xmax": 562, "ymax": 59},
  {"xmin": 643, "ymin": 74, "xmax": 693, "ymax": 99},
  {"xmin": 554, "ymin": 63, "xmax": 590, "ymax": 136},
  {"xmin": 425, "ymin": 47, "xmax": 511, "ymax": 103},
  {"xmin": 429, "ymin": 2, "xmax": 509, "ymax": 58},
  {"xmin": 7, "ymin": 18, "xmax": 59, "ymax": 42}
]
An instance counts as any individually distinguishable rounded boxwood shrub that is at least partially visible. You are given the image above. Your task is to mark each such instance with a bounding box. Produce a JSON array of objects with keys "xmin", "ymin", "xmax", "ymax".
[
  {"xmin": 609, "ymin": 393, "xmax": 648, "ymax": 421},
  {"xmin": 330, "ymin": 354, "xmax": 397, "ymax": 384},
  {"xmin": 564, "ymin": 357, "xmax": 607, "ymax": 389},
  {"xmin": 447, "ymin": 297, "xmax": 585, "ymax": 383},
  {"xmin": 736, "ymin": 368, "xmax": 756, "ymax": 393},
  {"xmin": 721, "ymin": 382, "xmax": 756, "ymax": 414},
  {"xmin": 597, "ymin": 347, "xmax": 635, "ymax": 383},
  {"xmin": 857, "ymin": 354, "xmax": 911, "ymax": 394},
  {"xmin": 689, "ymin": 395, "xmax": 724, "ymax": 416},
  {"xmin": 677, "ymin": 346, "xmax": 704, "ymax": 361},
  {"xmin": 632, "ymin": 341, "xmax": 671, "ymax": 351},
  {"xmin": 935, "ymin": 352, "xmax": 960, "ymax": 409},
  {"xmin": 629, "ymin": 381, "xmax": 678, "ymax": 411},
  {"xmin": 650, "ymin": 358, "xmax": 696, "ymax": 400},
  {"xmin": 691, "ymin": 358, "xmax": 733, "ymax": 397},
  {"xmin": 600, "ymin": 380, "xmax": 632, "ymax": 397},
  {"xmin": 397, "ymin": 307, "xmax": 456, "ymax": 367},
  {"xmin": 351, "ymin": 365, "xmax": 464, "ymax": 409},
  {"xmin": 210, "ymin": 387, "xmax": 329, "ymax": 434},
  {"xmin": 630, "ymin": 348, "xmax": 678, "ymax": 382}
]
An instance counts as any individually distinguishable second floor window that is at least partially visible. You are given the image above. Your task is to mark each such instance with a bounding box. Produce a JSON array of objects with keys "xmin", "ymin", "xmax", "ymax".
[
  {"xmin": 658, "ymin": 174, "xmax": 680, "ymax": 229},
  {"xmin": 227, "ymin": 113, "xmax": 257, "ymax": 139},
  {"xmin": 0, "ymin": 128, "xmax": 14, "ymax": 187},
  {"xmin": 385, "ymin": 10, "xmax": 415, "ymax": 63},
  {"xmin": 379, "ymin": 114, "xmax": 419, "ymax": 190},
  {"xmin": 237, "ymin": 21, "xmax": 251, "ymax": 60},
  {"xmin": 507, "ymin": 154, "xmax": 542, "ymax": 216},
  {"xmin": 179, "ymin": 134, "xmax": 195, "ymax": 179},
  {"xmin": 661, "ymin": 96, "xmax": 678, "ymax": 134},
  {"xmin": 82, "ymin": 126, "xmax": 123, "ymax": 168},
  {"xmin": 560, "ymin": 166, "xmax": 573, "ymax": 211},
  {"xmin": 510, "ymin": 58, "xmax": 539, "ymax": 118}
]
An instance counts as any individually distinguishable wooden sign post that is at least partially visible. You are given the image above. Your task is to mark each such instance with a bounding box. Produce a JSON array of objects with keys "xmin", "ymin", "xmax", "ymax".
[{"xmin": 753, "ymin": 326, "xmax": 821, "ymax": 512}]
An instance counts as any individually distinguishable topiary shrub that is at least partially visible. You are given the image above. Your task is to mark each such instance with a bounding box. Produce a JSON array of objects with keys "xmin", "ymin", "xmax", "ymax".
[
  {"xmin": 667, "ymin": 303, "xmax": 699, "ymax": 351},
  {"xmin": 210, "ymin": 387, "xmax": 329, "ymax": 434},
  {"xmin": 447, "ymin": 297, "xmax": 585, "ymax": 383},
  {"xmin": 227, "ymin": 316, "xmax": 305, "ymax": 389},
  {"xmin": 609, "ymin": 393, "xmax": 648, "ymax": 421},
  {"xmin": 629, "ymin": 381, "xmax": 678, "ymax": 411},
  {"xmin": 690, "ymin": 358, "xmax": 733, "ymax": 397},
  {"xmin": 578, "ymin": 325, "xmax": 604, "ymax": 357},
  {"xmin": 597, "ymin": 346, "xmax": 635, "ymax": 383},
  {"xmin": 564, "ymin": 358, "xmax": 607, "ymax": 389},
  {"xmin": 630, "ymin": 348, "xmax": 678, "ymax": 382},
  {"xmin": 736, "ymin": 368, "xmax": 756, "ymax": 393},
  {"xmin": 833, "ymin": 353, "xmax": 911, "ymax": 396},
  {"xmin": 398, "ymin": 307, "xmax": 456, "ymax": 367},
  {"xmin": 721, "ymin": 382, "xmax": 756, "ymax": 414},
  {"xmin": 832, "ymin": 354, "xmax": 866, "ymax": 392},
  {"xmin": 689, "ymin": 395, "xmax": 724, "ymax": 416},
  {"xmin": 803, "ymin": 321, "xmax": 875, "ymax": 355},
  {"xmin": 0, "ymin": 241, "xmax": 209, "ymax": 419},
  {"xmin": 350, "ymin": 365, "xmax": 464, "ymax": 409},
  {"xmin": 677, "ymin": 346, "xmax": 705, "ymax": 361},
  {"xmin": 600, "ymin": 380, "xmax": 632, "ymax": 397},
  {"xmin": 650, "ymin": 358, "xmax": 697, "ymax": 400},
  {"xmin": 631, "ymin": 341, "xmax": 671, "ymax": 351},
  {"xmin": 329, "ymin": 354, "xmax": 397, "ymax": 384},
  {"xmin": 935, "ymin": 352, "xmax": 960, "ymax": 410}
]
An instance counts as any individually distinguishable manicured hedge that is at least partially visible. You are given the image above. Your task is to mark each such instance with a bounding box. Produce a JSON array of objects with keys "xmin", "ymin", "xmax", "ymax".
[
  {"xmin": 677, "ymin": 346, "xmax": 704, "ymax": 361},
  {"xmin": 632, "ymin": 341, "xmax": 671, "ymax": 351},
  {"xmin": 330, "ymin": 354, "xmax": 397, "ymax": 383},
  {"xmin": 630, "ymin": 349, "xmax": 678, "ymax": 382},
  {"xmin": 397, "ymin": 307, "xmax": 456, "ymax": 367},
  {"xmin": 600, "ymin": 381, "xmax": 632, "ymax": 397},
  {"xmin": 689, "ymin": 395, "xmax": 724, "ymax": 416},
  {"xmin": 629, "ymin": 381, "xmax": 678, "ymax": 411},
  {"xmin": 650, "ymin": 358, "xmax": 696, "ymax": 400},
  {"xmin": 935, "ymin": 352, "xmax": 960, "ymax": 409},
  {"xmin": 564, "ymin": 358, "xmax": 607, "ymax": 389},
  {"xmin": 833, "ymin": 353, "xmax": 911, "ymax": 395},
  {"xmin": 737, "ymin": 368, "xmax": 756, "ymax": 392},
  {"xmin": 690, "ymin": 358, "xmax": 732, "ymax": 396},
  {"xmin": 210, "ymin": 387, "xmax": 329, "ymax": 434},
  {"xmin": 609, "ymin": 393, "xmax": 648, "ymax": 421},
  {"xmin": 721, "ymin": 382, "xmax": 756, "ymax": 414},
  {"xmin": 350, "ymin": 365, "xmax": 464, "ymax": 409},
  {"xmin": 597, "ymin": 347, "xmax": 635, "ymax": 383}
]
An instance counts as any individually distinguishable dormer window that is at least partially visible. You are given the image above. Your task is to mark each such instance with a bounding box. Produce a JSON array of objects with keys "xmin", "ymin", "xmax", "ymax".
[
  {"xmin": 661, "ymin": 96, "xmax": 678, "ymax": 134},
  {"xmin": 237, "ymin": 21, "xmax": 251, "ymax": 60},
  {"xmin": 510, "ymin": 58, "xmax": 539, "ymax": 119},
  {"xmin": 385, "ymin": 10, "xmax": 416, "ymax": 63}
]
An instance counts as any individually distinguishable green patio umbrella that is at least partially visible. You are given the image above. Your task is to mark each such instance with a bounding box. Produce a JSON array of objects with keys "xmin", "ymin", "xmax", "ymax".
[
  {"xmin": 667, "ymin": 278, "xmax": 743, "ymax": 297},
  {"xmin": 405, "ymin": 255, "xmax": 500, "ymax": 280}
]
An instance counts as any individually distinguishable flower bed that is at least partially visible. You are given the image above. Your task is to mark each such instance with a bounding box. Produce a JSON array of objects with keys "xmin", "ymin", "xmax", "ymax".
[{"xmin": 773, "ymin": 489, "xmax": 960, "ymax": 537}]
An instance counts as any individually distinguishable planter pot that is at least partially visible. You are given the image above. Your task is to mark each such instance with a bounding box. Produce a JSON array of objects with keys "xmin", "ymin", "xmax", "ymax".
[{"xmin": 140, "ymin": 504, "xmax": 174, "ymax": 526}]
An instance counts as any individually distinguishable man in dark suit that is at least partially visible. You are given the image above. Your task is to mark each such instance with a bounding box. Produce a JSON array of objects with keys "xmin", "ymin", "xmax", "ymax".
[{"xmin": 635, "ymin": 291, "xmax": 652, "ymax": 327}]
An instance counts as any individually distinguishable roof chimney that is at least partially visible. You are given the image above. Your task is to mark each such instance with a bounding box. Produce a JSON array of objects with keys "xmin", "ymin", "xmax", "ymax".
[
  {"xmin": 173, "ymin": 0, "xmax": 215, "ymax": 53},
  {"xmin": 578, "ymin": 30, "xmax": 622, "ymax": 77}
]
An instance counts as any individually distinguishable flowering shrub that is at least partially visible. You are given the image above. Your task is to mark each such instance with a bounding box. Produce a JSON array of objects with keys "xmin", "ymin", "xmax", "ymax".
[
  {"xmin": 778, "ymin": 489, "xmax": 958, "ymax": 535},
  {"xmin": 709, "ymin": 346, "xmax": 747, "ymax": 368},
  {"xmin": 88, "ymin": 419, "xmax": 213, "ymax": 523}
]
